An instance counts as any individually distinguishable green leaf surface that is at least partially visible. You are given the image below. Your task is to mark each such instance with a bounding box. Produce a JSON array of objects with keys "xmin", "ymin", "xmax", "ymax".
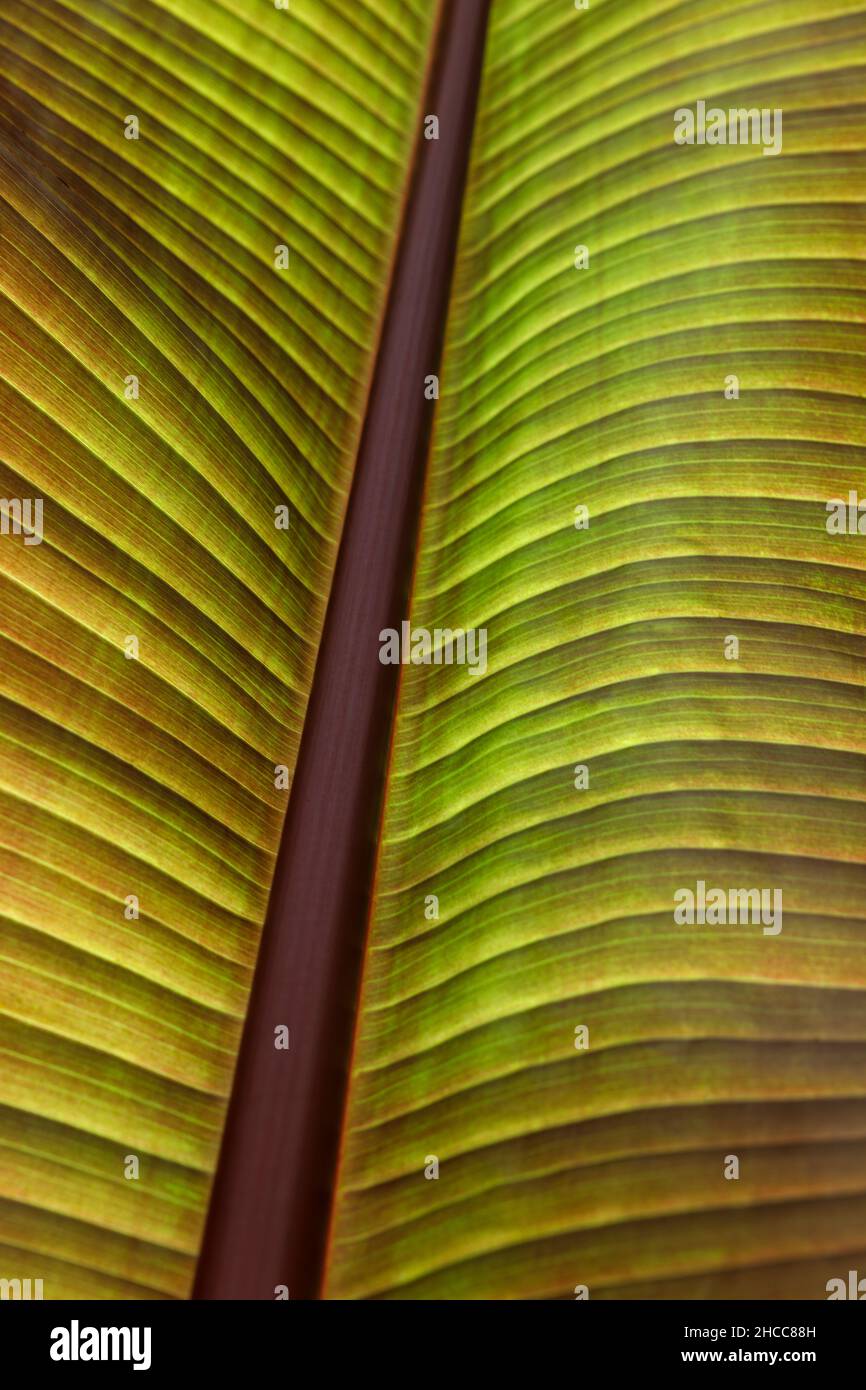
[
  {"xmin": 0, "ymin": 0, "xmax": 433, "ymax": 1298},
  {"xmin": 325, "ymin": 0, "xmax": 866, "ymax": 1299}
]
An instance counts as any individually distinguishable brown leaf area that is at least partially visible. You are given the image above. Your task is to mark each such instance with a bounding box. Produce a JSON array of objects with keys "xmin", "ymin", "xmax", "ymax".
[{"xmin": 0, "ymin": 0, "xmax": 432, "ymax": 1297}]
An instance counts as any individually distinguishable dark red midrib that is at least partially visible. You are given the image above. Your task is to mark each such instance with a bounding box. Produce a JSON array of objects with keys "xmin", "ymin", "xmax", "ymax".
[{"xmin": 193, "ymin": 0, "xmax": 491, "ymax": 1301}]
